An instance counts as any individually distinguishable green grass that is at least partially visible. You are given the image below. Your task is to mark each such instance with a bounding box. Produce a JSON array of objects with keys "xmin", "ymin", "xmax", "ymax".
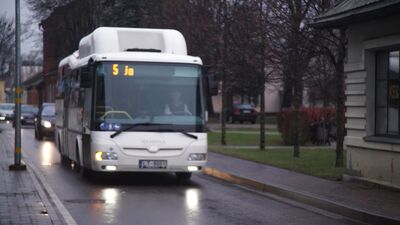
[
  {"xmin": 210, "ymin": 147, "xmax": 345, "ymax": 180},
  {"xmin": 208, "ymin": 131, "xmax": 282, "ymax": 146}
]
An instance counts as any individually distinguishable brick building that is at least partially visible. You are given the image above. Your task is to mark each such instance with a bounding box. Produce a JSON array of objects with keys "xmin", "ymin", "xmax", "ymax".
[{"xmin": 38, "ymin": 12, "xmax": 61, "ymax": 103}]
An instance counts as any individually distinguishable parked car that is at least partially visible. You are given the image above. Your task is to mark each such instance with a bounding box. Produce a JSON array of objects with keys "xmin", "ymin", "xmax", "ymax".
[
  {"xmin": 0, "ymin": 103, "xmax": 15, "ymax": 122},
  {"xmin": 228, "ymin": 104, "xmax": 258, "ymax": 124},
  {"xmin": 34, "ymin": 103, "xmax": 55, "ymax": 140}
]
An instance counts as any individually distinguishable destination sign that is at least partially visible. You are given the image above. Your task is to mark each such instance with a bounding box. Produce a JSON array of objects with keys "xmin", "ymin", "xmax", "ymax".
[{"xmin": 112, "ymin": 64, "xmax": 135, "ymax": 77}]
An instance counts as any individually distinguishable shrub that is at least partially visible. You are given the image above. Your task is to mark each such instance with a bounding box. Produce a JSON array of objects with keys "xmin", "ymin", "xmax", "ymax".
[{"xmin": 277, "ymin": 107, "xmax": 336, "ymax": 145}]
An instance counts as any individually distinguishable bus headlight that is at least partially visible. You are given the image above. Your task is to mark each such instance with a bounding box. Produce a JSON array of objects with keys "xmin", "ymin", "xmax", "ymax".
[
  {"xmin": 188, "ymin": 153, "xmax": 206, "ymax": 161},
  {"xmin": 41, "ymin": 120, "xmax": 52, "ymax": 128},
  {"xmin": 95, "ymin": 151, "xmax": 118, "ymax": 161}
]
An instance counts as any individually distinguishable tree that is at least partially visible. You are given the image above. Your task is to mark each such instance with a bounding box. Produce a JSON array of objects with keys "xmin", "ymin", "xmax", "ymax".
[
  {"xmin": 228, "ymin": 0, "xmax": 270, "ymax": 149},
  {"xmin": 306, "ymin": 55, "xmax": 336, "ymax": 107},
  {"xmin": 267, "ymin": 0, "xmax": 318, "ymax": 157},
  {"xmin": 0, "ymin": 15, "xmax": 15, "ymax": 76},
  {"xmin": 25, "ymin": 0, "xmax": 74, "ymax": 20},
  {"xmin": 311, "ymin": 0, "xmax": 347, "ymax": 167}
]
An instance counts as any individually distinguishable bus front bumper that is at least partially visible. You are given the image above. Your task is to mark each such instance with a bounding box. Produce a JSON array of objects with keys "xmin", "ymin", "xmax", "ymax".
[{"xmin": 90, "ymin": 158, "xmax": 206, "ymax": 173}]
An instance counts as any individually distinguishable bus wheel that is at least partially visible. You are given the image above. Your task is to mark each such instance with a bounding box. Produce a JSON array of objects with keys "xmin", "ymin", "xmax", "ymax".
[{"xmin": 176, "ymin": 172, "xmax": 192, "ymax": 182}]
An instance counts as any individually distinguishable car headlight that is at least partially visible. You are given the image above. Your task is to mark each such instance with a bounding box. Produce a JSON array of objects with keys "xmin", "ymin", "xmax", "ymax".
[
  {"xmin": 20, "ymin": 116, "xmax": 24, "ymax": 120},
  {"xmin": 41, "ymin": 120, "xmax": 52, "ymax": 128},
  {"xmin": 188, "ymin": 153, "xmax": 207, "ymax": 161},
  {"xmin": 95, "ymin": 151, "xmax": 118, "ymax": 161}
]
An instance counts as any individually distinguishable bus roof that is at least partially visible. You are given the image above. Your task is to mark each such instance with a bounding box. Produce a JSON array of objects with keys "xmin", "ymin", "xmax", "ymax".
[
  {"xmin": 59, "ymin": 27, "xmax": 201, "ymax": 70},
  {"xmin": 80, "ymin": 27, "xmax": 187, "ymax": 57}
]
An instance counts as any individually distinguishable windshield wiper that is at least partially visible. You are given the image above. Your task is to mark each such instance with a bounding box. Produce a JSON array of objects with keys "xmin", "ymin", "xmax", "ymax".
[
  {"xmin": 110, "ymin": 123, "xmax": 198, "ymax": 140},
  {"xmin": 110, "ymin": 123, "xmax": 158, "ymax": 138},
  {"xmin": 146, "ymin": 128, "xmax": 198, "ymax": 140}
]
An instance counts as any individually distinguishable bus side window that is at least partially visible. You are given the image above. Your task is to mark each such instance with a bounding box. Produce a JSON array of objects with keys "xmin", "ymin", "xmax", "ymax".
[
  {"xmin": 81, "ymin": 66, "xmax": 92, "ymax": 88},
  {"xmin": 57, "ymin": 67, "xmax": 66, "ymax": 98}
]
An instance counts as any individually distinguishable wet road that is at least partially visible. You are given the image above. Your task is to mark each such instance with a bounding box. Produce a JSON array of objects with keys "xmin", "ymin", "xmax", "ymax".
[{"xmin": 1, "ymin": 123, "xmax": 359, "ymax": 225}]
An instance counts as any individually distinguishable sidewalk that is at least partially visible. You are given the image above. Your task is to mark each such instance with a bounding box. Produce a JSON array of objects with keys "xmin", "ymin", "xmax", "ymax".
[
  {"xmin": 205, "ymin": 152, "xmax": 400, "ymax": 225},
  {"xmin": 0, "ymin": 129, "xmax": 62, "ymax": 225}
]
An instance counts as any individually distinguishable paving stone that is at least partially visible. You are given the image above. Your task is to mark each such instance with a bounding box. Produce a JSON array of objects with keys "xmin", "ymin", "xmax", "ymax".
[{"xmin": 0, "ymin": 130, "xmax": 58, "ymax": 225}]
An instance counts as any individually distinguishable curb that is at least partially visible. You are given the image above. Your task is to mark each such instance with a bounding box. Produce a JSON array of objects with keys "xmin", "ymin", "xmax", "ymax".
[
  {"xmin": 203, "ymin": 167, "xmax": 400, "ymax": 225},
  {"xmin": 27, "ymin": 163, "xmax": 65, "ymax": 225},
  {"xmin": 26, "ymin": 162, "xmax": 77, "ymax": 225}
]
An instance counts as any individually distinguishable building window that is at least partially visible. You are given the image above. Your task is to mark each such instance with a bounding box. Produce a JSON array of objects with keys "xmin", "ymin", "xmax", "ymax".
[{"xmin": 376, "ymin": 50, "xmax": 400, "ymax": 136}]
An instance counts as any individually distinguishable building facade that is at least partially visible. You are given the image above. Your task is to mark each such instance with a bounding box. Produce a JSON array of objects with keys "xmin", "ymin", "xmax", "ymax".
[
  {"xmin": 40, "ymin": 15, "xmax": 59, "ymax": 104},
  {"xmin": 314, "ymin": 0, "xmax": 400, "ymax": 189}
]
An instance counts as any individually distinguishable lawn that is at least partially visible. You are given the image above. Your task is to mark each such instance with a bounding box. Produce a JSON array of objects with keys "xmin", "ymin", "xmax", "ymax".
[
  {"xmin": 209, "ymin": 147, "xmax": 345, "ymax": 180},
  {"xmin": 208, "ymin": 131, "xmax": 282, "ymax": 146}
]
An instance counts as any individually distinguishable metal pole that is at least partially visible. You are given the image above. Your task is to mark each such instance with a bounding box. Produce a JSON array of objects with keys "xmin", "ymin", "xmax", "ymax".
[{"xmin": 10, "ymin": 0, "xmax": 26, "ymax": 171}]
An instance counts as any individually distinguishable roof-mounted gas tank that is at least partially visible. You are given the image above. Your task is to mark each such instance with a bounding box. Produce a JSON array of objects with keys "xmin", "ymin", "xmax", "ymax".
[{"xmin": 78, "ymin": 27, "xmax": 188, "ymax": 59}]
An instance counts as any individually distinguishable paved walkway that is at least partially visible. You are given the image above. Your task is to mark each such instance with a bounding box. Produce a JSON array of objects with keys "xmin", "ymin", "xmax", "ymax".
[
  {"xmin": 0, "ymin": 129, "xmax": 61, "ymax": 225},
  {"xmin": 205, "ymin": 152, "xmax": 400, "ymax": 225}
]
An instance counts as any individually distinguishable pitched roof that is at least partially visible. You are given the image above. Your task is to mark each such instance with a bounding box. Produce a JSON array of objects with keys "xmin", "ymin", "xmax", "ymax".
[{"xmin": 313, "ymin": 0, "xmax": 400, "ymax": 28}]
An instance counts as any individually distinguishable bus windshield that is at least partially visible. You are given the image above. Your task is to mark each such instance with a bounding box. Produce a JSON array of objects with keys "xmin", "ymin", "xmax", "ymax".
[{"xmin": 94, "ymin": 62, "xmax": 205, "ymax": 132}]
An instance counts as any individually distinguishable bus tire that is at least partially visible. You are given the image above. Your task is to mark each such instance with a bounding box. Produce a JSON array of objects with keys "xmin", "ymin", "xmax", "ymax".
[
  {"xmin": 176, "ymin": 172, "xmax": 192, "ymax": 181},
  {"xmin": 76, "ymin": 145, "xmax": 95, "ymax": 179}
]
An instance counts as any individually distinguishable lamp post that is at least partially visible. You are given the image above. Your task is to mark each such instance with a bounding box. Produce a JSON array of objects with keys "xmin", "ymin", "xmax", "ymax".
[{"xmin": 9, "ymin": 0, "xmax": 26, "ymax": 171}]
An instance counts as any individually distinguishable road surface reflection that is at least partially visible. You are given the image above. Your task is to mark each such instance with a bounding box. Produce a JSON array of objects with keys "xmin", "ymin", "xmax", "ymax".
[{"xmin": 40, "ymin": 141, "xmax": 54, "ymax": 166}]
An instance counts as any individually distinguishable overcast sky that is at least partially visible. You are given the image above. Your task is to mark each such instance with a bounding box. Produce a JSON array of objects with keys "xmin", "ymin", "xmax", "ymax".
[{"xmin": 0, "ymin": 0, "xmax": 42, "ymax": 57}]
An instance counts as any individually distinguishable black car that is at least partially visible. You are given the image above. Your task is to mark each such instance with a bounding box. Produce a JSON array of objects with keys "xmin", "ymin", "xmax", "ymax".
[
  {"xmin": 12, "ymin": 104, "xmax": 38, "ymax": 126},
  {"xmin": 228, "ymin": 104, "xmax": 258, "ymax": 124},
  {"xmin": 21, "ymin": 105, "xmax": 38, "ymax": 125},
  {"xmin": 34, "ymin": 104, "xmax": 55, "ymax": 140}
]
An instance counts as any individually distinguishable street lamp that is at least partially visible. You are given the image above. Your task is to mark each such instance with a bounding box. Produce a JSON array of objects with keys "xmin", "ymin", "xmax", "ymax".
[{"xmin": 9, "ymin": 0, "xmax": 26, "ymax": 171}]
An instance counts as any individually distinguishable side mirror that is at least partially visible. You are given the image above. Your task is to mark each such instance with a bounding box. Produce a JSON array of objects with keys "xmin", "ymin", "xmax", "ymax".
[{"xmin": 208, "ymin": 75, "xmax": 218, "ymax": 96}]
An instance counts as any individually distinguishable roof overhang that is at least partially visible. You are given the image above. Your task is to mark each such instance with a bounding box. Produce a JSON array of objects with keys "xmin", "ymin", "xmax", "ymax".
[
  {"xmin": 22, "ymin": 72, "xmax": 43, "ymax": 89},
  {"xmin": 312, "ymin": 1, "xmax": 400, "ymax": 28}
]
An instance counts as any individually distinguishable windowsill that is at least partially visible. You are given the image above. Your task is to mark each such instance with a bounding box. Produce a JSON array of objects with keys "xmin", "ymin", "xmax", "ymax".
[{"xmin": 363, "ymin": 136, "xmax": 400, "ymax": 145}]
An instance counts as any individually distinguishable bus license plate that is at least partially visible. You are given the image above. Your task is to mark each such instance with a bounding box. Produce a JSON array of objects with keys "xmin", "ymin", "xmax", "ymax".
[{"xmin": 139, "ymin": 160, "xmax": 167, "ymax": 169}]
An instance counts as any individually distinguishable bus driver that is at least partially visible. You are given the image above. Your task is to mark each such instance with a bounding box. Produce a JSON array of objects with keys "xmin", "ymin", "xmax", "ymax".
[{"xmin": 164, "ymin": 90, "xmax": 192, "ymax": 115}]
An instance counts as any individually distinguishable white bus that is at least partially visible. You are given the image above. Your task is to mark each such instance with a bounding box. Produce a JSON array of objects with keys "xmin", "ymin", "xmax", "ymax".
[{"xmin": 55, "ymin": 27, "xmax": 210, "ymax": 180}]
